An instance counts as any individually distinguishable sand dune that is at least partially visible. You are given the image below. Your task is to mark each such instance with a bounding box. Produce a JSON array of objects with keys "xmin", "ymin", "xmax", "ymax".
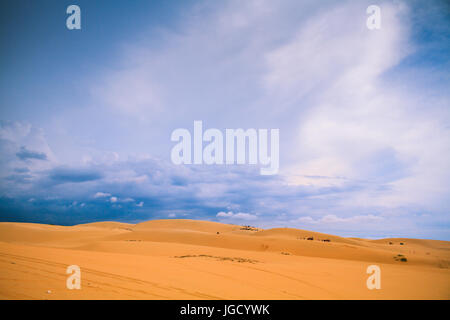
[{"xmin": 0, "ymin": 219, "xmax": 448, "ymax": 299}]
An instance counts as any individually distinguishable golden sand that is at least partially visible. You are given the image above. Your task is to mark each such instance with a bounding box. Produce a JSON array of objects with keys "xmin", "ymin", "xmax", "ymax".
[{"xmin": 0, "ymin": 219, "xmax": 448, "ymax": 299}]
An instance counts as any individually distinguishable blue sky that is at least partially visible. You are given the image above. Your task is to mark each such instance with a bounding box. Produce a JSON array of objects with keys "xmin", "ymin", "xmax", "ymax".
[{"xmin": 0, "ymin": 0, "xmax": 449, "ymax": 239}]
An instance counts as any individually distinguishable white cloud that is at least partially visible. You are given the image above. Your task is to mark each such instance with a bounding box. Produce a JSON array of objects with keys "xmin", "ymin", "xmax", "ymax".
[
  {"xmin": 217, "ymin": 211, "xmax": 257, "ymax": 220},
  {"xmin": 110, "ymin": 196, "xmax": 118, "ymax": 203},
  {"xmin": 296, "ymin": 214, "xmax": 384, "ymax": 225},
  {"xmin": 0, "ymin": 121, "xmax": 55, "ymax": 176},
  {"xmin": 217, "ymin": 211, "xmax": 234, "ymax": 218},
  {"xmin": 94, "ymin": 192, "xmax": 111, "ymax": 198},
  {"xmin": 94, "ymin": 68, "xmax": 163, "ymax": 120},
  {"xmin": 264, "ymin": 1, "xmax": 450, "ymax": 213}
]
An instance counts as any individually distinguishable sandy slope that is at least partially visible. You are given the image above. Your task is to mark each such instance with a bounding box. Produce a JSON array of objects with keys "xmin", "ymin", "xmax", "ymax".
[{"xmin": 0, "ymin": 219, "xmax": 448, "ymax": 299}]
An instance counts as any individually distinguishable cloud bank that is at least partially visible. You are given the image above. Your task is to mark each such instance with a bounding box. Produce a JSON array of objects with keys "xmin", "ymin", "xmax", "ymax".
[{"xmin": 0, "ymin": 0, "xmax": 449, "ymax": 239}]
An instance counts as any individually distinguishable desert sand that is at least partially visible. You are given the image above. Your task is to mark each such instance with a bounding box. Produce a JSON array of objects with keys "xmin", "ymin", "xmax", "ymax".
[{"xmin": 0, "ymin": 219, "xmax": 448, "ymax": 299}]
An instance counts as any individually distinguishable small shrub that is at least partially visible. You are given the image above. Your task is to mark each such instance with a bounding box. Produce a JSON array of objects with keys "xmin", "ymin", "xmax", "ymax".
[{"xmin": 394, "ymin": 254, "xmax": 408, "ymax": 262}]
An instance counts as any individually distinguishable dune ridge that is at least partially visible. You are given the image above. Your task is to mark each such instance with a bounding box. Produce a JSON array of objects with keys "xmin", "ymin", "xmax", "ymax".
[{"xmin": 0, "ymin": 219, "xmax": 448, "ymax": 299}]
